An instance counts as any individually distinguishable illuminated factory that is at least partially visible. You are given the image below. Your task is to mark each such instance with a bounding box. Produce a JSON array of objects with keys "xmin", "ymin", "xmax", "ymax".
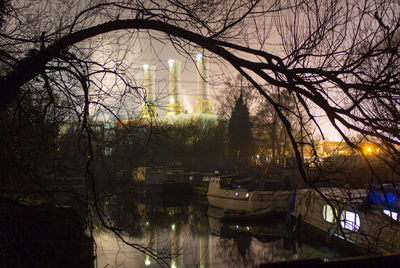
[{"xmin": 139, "ymin": 54, "xmax": 214, "ymax": 120}]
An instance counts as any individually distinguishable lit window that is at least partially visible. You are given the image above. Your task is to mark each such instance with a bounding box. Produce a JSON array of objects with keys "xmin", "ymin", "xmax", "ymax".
[
  {"xmin": 383, "ymin": 210, "xmax": 399, "ymax": 221},
  {"xmin": 322, "ymin": 204, "xmax": 336, "ymax": 223},
  {"xmin": 340, "ymin": 210, "xmax": 360, "ymax": 231}
]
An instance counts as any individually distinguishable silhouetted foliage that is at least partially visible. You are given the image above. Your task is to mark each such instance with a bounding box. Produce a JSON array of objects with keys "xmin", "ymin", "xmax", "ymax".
[
  {"xmin": 228, "ymin": 93, "xmax": 254, "ymax": 170},
  {"xmin": 0, "ymin": 89, "xmax": 60, "ymax": 192},
  {"xmin": 0, "ymin": 0, "xmax": 9, "ymax": 27},
  {"xmin": 0, "ymin": 0, "xmax": 400, "ymax": 265},
  {"xmin": 110, "ymin": 116, "xmax": 230, "ymax": 171}
]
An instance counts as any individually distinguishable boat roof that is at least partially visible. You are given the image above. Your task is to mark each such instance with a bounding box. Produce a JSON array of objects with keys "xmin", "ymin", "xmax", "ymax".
[
  {"xmin": 297, "ymin": 184, "xmax": 400, "ymax": 212},
  {"xmin": 297, "ymin": 188, "xmax": 368, "ymax": 203},
  {"xmin": 364, "ymin": 183, "xmax": 400, "ymax": 212}
]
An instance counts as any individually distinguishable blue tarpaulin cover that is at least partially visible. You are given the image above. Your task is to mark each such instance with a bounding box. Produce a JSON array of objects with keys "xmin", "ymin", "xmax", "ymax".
[{"xmin": 364, "ymin": 184, "xmax": 400, "ymax": 212}]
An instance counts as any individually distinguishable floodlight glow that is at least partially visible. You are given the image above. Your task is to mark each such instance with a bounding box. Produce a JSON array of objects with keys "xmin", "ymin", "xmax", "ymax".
[
  {"xmin": 168, "ymin": 59, "xmax": 175, "ymax": 66},
  {"xmin": 171, "ymin": 224, "xmax": 176, "ymax": 231},
  {"xmin": 196, "ymin": 53, "xmax": 203, "ymax": 60},
  {"xmin": 143, "ymin": 64, "xmax": 149, "ymax": 70}
]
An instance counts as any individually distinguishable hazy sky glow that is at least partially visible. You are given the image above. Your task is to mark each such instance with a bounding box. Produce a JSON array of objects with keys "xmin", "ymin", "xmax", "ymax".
[
  {"xmin": 88, "ymin": 29, "xmax": 345, "ymax": 141},
  {"xmin": 4, "ymin": 0, "xmax": 393, "ymax": 143}
]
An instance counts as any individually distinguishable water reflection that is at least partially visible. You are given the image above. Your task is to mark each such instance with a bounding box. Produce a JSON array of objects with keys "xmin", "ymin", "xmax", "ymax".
[{"xmin": 94, "ymin": 191, "xmax": 355, "ymax": 268}]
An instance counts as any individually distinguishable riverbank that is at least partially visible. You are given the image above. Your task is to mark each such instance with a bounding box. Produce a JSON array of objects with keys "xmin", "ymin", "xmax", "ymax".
[{"xmin": 0, "ymin": 197, "xmax": 94, "ymax": 267}]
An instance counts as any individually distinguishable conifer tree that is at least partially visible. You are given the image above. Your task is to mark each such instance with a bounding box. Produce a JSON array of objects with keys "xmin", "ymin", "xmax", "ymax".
[{"xmin": 228, "ymin": 93, "xmax": 253, "ymax": 170}]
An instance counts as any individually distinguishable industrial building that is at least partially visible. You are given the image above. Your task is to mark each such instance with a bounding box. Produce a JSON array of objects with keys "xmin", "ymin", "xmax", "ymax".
[{"xmin": 139, "ymin": 53, "xmax": 213, "ymax": 119}]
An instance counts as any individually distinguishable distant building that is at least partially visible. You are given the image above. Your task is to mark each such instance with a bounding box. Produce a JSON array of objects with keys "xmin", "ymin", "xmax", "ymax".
[{"xmin": 303, "ymin": 140, "xmax": 380, "ymax": 159}]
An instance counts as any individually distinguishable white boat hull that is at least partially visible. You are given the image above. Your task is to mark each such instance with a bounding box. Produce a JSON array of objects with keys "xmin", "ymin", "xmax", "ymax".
[{"xmin": 206, "ymin": 176, "xmax": 290, "ymax": 214}]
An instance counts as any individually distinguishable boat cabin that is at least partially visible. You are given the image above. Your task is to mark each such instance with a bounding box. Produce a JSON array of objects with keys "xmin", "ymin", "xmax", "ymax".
[
  {"xmin": 207, "ymin": 176, "xmax": 291, "ymax": 213},
  {"xmin": 291, "ymin": 184, "xmax": 400, "ymax": 253},
  {"xmin": 207, "ymin": 176, "xmax": 249, "ymax": 198},
  {"xmin": 133, "ymin": 166, "xmax": 168, "ymax": 184}
]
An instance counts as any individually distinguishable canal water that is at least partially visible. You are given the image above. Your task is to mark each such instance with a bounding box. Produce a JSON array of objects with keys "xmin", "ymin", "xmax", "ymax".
[{"xmin": 92, "ymin": 189, "xmax": 360, "ymax": 268}]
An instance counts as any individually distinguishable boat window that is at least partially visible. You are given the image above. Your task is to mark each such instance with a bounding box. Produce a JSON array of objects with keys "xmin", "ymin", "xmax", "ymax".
[
  {"xmin": 340, "ymin": 210, "xmax": 360, "ymax": 232},
  {"xmin": 322, "ymin": 204, "xmax": 336, "ymax": 223},
  {"xmin": 383, "ymin": 210, "xmax": 399, "ymax": 221}
]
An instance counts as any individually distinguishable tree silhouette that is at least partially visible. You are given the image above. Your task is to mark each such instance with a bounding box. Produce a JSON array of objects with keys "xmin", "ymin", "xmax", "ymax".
[
  {"xmin": 1, "ymin": 0, "xmax": 400, "ymax": 262},
  {"xmin": 228, "ymin": 93, "xmax": 253, "ymax": 171}
]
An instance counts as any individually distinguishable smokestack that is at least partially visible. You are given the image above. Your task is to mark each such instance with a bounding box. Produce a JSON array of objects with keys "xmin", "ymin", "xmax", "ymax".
[
  {"xmin": 194, "ymin": 54, "xmax": 212, "ymax": 113},
  {"xmin": 169, "ymin": 59, "xmax": 180, "ymax": 104},
  {"xmin": 143, "ymin": 64, "xmax": 156, "ymax": 104},
  {"xmin": 166, "ymin": 59, "xmax": 184, "ymax": 115},
  {"xmin": 197, "ymin": 53, "xmax": 208, "ymax": 101},
  {"xmin": 140, "ymin": 64, "xmax": 158, "ymax": 118}
]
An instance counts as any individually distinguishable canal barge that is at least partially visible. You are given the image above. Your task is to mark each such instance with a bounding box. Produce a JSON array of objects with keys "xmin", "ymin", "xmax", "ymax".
[
  {"xmin": 132, "ymin": 166, "xmax": 191, "ymax": 195},
  {"xmin": 206, "ymin": 176, "xmax": 291, "ymax": 218},
  {"xmin": 289, "ymin": 184, "xmax": 400, "ymax": 254}
]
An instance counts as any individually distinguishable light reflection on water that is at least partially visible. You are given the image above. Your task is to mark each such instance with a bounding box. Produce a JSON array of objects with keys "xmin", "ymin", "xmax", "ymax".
[{"xmin": 94, "ymin": 194, "xmax": 348, "ymax": 268}]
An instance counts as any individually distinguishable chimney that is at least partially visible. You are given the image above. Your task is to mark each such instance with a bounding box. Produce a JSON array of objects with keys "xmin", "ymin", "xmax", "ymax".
[
  {"xmin": 197, "ymin": 53, "xmax": 208, "ymax": 101},
  {"xmin": 166, "ymin": 59, "xmax": 184, "ymax": 115},
  {"xmin": 194, "ymin": 54, "xmax": 212, "ymax": 113},
  {"xmin": 140, "ymin": 64, "xmax": 158, "ymax": 118},
  {"xmin": 143, "ymin": 64, "xmax": 156, "ymax": 104}
]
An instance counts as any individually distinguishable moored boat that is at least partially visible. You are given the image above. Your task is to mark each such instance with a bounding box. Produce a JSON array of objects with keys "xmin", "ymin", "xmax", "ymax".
[
  {"xmin": 132, "ymin": 166, "xmax": 191, "ymax": 195},
  {"xmin": 289, "ymin": 184, "xmax": 400, "ymax": 254},
  {"xmin": 206, "ymin": 176, "xmax": 291, "ymax": 218}
]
